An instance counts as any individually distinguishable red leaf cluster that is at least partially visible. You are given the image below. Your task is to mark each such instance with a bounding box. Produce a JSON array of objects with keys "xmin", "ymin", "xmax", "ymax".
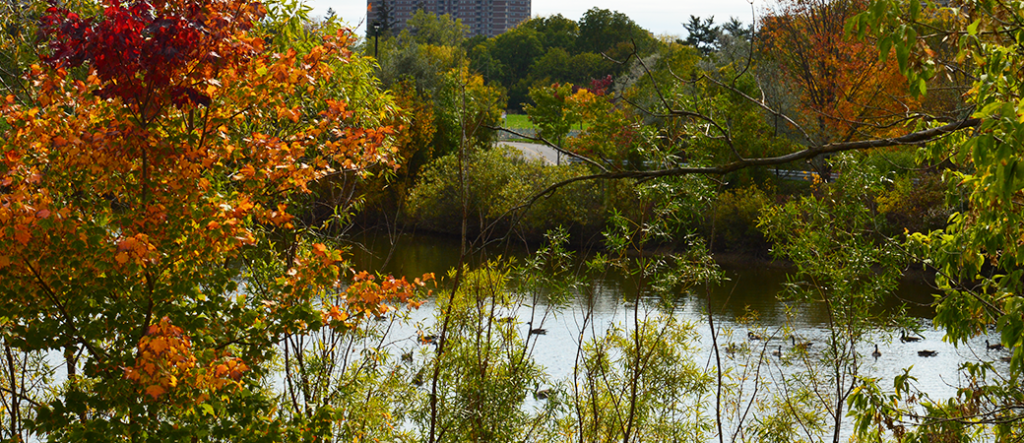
[{"xmin": 39, "ymin": 0, "xmax": 248, "ymax": 109}]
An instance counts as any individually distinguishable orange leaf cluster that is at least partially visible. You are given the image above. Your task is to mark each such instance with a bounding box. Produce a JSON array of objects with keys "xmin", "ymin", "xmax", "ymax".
[
  {"xmin": 114, "ymin": 233, "xmax": 156, "ymax": 267},
  {"xmin": 124, "ymin": 317, "xmax": 249, "ymax": 401},
  {"xmin": 323, "ymin": 272, "xmax": 434, "ymax": 329},
  {"xmin": 124, "ymin": 317, "xmax": 199, "ymax": 400}
]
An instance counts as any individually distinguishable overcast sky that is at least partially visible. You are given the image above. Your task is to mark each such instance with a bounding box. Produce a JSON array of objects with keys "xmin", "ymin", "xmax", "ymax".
[{"xmin": 310, "ymin": 0, "xmax": 763, "ymax": 39}]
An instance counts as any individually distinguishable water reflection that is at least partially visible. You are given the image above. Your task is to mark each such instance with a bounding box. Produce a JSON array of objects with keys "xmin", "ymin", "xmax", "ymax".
[
  {"xmin": 348, "ymin": 231, "xmax": 937, "ymax": 325},
  {"xmin": 349, "ymin": 231, "xmax": 1012, "ymax": 427}
]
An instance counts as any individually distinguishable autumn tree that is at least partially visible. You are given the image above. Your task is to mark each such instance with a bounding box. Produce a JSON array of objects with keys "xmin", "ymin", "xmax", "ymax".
[
  {"xmin": 759, "ymin": 0, "xmax": 917, "ymax": 145},
  {"xmin": 0, "ymin": 0, "xmax": 431, "ymax": 440}
]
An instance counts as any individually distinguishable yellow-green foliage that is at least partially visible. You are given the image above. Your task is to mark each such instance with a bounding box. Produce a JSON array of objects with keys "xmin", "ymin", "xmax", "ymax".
[
  {"xmin": 555, "ymin": 314, "xmax": 714, "ymax": 442},
  {"xmin": 405, "ymin": 145, "xmax": 603, "ymax": 239},
  {"xmin": 420, "ymin": 261, "xmax": 544, "ymax": 442},
  {"xmin": 706, "ymin": 185, "xmax": 772, "ymax": 251},
  {"xmin": 874, "ymin": 173, "xmax": 949, "ymax": 234}
]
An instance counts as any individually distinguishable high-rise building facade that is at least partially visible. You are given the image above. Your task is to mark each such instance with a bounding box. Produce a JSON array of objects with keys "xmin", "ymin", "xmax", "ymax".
[{"xmin": 368, "ymin": 0, "xmax": 531, "ymax": 38}]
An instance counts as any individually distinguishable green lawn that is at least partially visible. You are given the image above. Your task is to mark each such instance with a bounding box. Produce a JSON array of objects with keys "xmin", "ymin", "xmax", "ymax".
[
  {"xmin": 503, "ymin": 113, "xmax": 534, "ymax": 129},
  {"xmin": 502, "ymin": 113, "xmax": 586, "ymax": 130}
]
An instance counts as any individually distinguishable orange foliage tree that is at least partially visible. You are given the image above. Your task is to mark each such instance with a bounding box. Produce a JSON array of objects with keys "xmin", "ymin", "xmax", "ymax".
[
  {"xmin": 760, "ymin": 0, "xmax": 917, "ymax": 144},
  {"xmin": 0, "ymin": 0, "xmax": 429, "ymax": 440}
]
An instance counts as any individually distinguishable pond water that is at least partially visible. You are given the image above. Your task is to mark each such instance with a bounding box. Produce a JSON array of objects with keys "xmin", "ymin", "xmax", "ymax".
[{"xmin": 347, "ymin": 230, "xmax": 1012, "ymax": 437}]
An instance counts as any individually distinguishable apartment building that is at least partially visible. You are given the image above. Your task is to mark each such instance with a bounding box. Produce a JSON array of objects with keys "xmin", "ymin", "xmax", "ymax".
[{"xmin": 368, "ymin": 0, "xmax": 531, "ymax": 38}]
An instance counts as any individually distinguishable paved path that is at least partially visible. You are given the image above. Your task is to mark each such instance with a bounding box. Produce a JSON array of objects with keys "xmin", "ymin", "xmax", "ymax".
[
  {"xmin": 498, "ymin": 141, "xmax": 820, "ymax": 182},
  {"xmin": 498, "ymin": 141, "xmax": 560, "ymax": 165}
]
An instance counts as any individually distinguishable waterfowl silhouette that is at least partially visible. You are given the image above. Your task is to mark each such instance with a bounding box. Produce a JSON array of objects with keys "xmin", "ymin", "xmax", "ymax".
[
  {"xmin": 527, "ymin": 322, "xmax": 546, "ymax": 335},
  {"xmin": 791, "ymin": 335, "xmax": 812, "ymax": 350},
  {"xmin": 900, "ymin": 331, "xmax": 921, "ymax": 343},
  {"xmin": 986, "ymin": 339, "xmax": 1004, "ymax": 351},
  {"xmin": 748, "ymin": 331, "xmax": 763, "ymax": 341},
  {"xmin": 772, "ymin": 345, "xmax": 783, "ymax": 357},
  {"xmin": 872, "ymin": 344, "xmax": 881, "ymax": 359},
  {"xmin": 917, "ymin": 350, "xmax": 938, "ymax": 357},
  {"xmin": 535, "ymin": 388, "xmax": 552, "ymax": 400},
  {"xmin": 724, "ymin": 342, "xmax": 739, "ymax": 355}
]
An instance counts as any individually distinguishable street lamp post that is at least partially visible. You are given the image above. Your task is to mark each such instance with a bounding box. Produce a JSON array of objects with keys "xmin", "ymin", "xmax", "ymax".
[{"xmin": 373, "ymin": 23, "xmax": 381, "ymax": 58}]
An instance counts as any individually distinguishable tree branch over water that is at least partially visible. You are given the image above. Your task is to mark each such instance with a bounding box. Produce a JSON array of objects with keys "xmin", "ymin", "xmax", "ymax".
[{"xmin": 515, "ymin": 116, "xmax": 979, "ymax": 211}]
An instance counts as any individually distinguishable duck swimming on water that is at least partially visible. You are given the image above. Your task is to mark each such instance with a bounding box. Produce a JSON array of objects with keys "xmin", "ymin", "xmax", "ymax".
[
  {"xmin": 791, "ymin": 335, "xmax": 812, "ymax": 350},
  {"xmin": 900, "ymin": 331, "xmax": 921, "ymax": 343}
]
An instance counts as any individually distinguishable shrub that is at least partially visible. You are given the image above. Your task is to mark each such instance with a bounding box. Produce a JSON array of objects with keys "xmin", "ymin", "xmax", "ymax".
[
  {"xmin": 704, "ymin": 185, "xmax": 772, "ymax": 252},
  {"xmin": 405, "ymin": 146, "xmax": 603, "ymax": 240}
]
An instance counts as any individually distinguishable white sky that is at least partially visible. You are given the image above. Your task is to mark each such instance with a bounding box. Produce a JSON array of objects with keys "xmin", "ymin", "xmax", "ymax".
[{"xmin": 309, "ymin": 0, "xmax": 763, "ymax": 39}]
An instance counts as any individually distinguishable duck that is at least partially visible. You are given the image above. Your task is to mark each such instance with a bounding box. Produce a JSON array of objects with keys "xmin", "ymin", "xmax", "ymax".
[
  {"xmin": 791, "ymin": 335, "xmax": 812, "ymax": 350},
  {"xmin": 986, "ymin": 339, "xmax": 1004, "ymax": 351},
  {"xmin": 872, "ymin": 344, "xmax": 881, "ymax": 359},
  {"xmin": 1000, "ymin": 356, "xmax": 1012, "ymax": 363},
  {"xmin": 748, "ymin": 331, "xmax": 763, "ymax": 341},
  {"xmin": 917, "ymin": 350, "xmax": 938, "ymax": 357},
  {"xmin": 900, "ymin": 331, "xmax": 921, "ymax": 343},
  {"xmin": 526, "ymin": 321, "xmax": 546, "ymax": 335},
  {"xmin": 534, "ymin": 388, "xmax": 553, "ymax": 400},
  {"xmin": 724, "ymin": 342, "xmax": 739, "ymax": 355},
  {"xmin": 412, "ymin": 367, "xmax": 426, "ymax": 386},
  {"xmin": 772, "ymin": 345, "xmax": 783, "ymax": 357}
]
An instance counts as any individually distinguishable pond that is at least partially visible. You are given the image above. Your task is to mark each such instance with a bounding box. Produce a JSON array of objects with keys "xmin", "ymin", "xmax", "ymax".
[{"xmin": 347, "ymin": 230, "xmax": 1012, "ymax": 437}]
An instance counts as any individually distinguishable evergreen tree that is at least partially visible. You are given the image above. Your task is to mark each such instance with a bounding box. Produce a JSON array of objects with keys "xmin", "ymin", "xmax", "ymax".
[{"xmin": 683, "ymin": 15, "xmax": 720, "ymax": 55}]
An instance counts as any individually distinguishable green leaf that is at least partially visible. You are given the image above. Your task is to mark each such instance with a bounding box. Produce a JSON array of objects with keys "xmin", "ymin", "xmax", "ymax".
[
  {"xmin": 1003, "ymin": 161, "xmax": 1019, "ymax": 199},
  {"xmin": 878, "ymin": 36, "xmax": 893, "ymax": 62},
  {"xmin": 967, "ymin": 19, "xmax": 981, "ymax": 36},
  {"xmin": 896, "ymin": 41, "xmax": 910, "ymax": 71}
]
